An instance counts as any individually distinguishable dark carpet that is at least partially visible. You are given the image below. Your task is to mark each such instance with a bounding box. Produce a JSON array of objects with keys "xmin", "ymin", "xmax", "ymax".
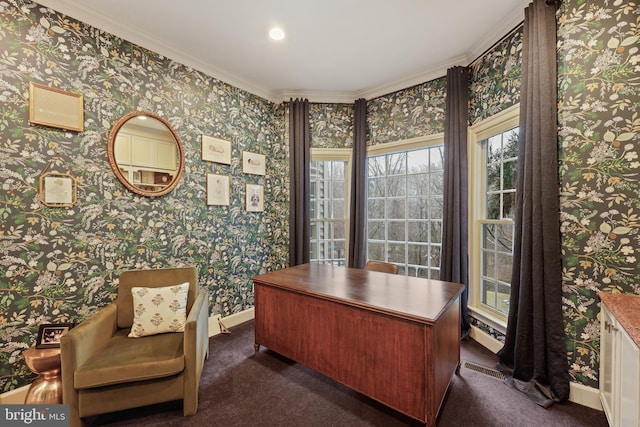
[{"xmin": 86, "ymin": 320, "xmax": 608, "ymax": 427}]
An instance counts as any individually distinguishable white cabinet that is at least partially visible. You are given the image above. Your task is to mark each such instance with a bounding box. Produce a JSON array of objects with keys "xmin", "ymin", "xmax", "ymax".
[{"xmin": 600, "ymin": 303, "xmax": 640, "ymax": 427}]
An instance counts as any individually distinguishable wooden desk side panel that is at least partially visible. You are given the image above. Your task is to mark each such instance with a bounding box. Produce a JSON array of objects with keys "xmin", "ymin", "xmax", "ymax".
[
  {"xmin": 426, "ymin": 295, "xmax": 461, "ymax": 421},
  {"xmin": 254, "ymin": 283, "xmax": 428, "ymax": 421}
]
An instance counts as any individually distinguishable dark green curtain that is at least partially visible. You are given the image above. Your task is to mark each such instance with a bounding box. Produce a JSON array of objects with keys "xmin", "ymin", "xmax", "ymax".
[
  {"xmin": 348, "ymin": 98, "xmax": 367, "ymax": 268},
  {"xmin": 497, "ymin": 0, "xmax": 570, "ymax": 406},
  {"xmin": 288, "ymin": 98, "xmax": 310, "ymax": 266}
]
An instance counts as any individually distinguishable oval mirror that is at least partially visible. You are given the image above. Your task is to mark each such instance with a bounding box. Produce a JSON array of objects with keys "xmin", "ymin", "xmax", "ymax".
[{"xmin": 107, "ymin": 111, "xmax": 185, "ymax": 197}]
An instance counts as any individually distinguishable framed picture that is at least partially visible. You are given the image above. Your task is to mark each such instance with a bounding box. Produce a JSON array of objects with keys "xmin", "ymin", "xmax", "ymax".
[
  {"xmin": 242, "ymin": 151, "xmax": 266, "ymax": 176},
  {"xmin": 36, "ymin": 323, "xmax": 74, "ymax": 349},
  {"xmin": 29, "ymin": 82, "xmax": 84, "ymax": 132},
  {"xmin": 207, "ymin": 174, "xmax": 230, "ymax": 206},
  {"xmin": 202, "ymin": 135, "xmax": 231, "ymax": 165},
  {"xmin": 39, "ymin": 172, "xmax": 77, "ymax": 208},
  {"xmin": 245, "ymin": 184, "xmax": 264, "ymax": 212}
]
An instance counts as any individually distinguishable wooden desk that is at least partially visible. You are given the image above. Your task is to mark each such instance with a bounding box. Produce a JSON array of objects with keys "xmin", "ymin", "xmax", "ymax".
[{"xmin": 252, "ymin": 263, "xmax": 464, "ymax": 426}]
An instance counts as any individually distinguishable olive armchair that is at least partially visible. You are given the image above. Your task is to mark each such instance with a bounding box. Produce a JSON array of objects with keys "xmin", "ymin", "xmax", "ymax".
[{"xmin": 60, "ymin": 267, "xmax": 209, "ymax": 427}]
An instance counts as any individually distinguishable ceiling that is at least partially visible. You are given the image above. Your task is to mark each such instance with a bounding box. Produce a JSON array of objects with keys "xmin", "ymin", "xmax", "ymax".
[{"xmin": 36, "ymin": 0, "xmax": 529, "ymax": 103}]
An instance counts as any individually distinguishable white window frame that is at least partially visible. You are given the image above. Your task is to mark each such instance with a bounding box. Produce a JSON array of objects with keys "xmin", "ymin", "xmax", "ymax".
[
  {"xmin": 468, "ymin": 104, "xmax": 519, "ymax": 330},
  {"xmin": 310, "ymin": 148, "xmax": 352, "ymax": 265},
  {"xmin": 366, "ymin": 133, "xmax": 445, "ymax": 276}
]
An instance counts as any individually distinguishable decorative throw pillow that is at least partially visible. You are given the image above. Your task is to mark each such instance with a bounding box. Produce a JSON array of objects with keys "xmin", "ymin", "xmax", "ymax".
[{"xmin": 128, "ymin": 282, "xmax": 189, "ymax": 338}]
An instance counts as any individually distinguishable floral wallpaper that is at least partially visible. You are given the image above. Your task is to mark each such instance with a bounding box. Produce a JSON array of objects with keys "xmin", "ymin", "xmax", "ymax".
[
  {"xmin": 309, "ymin": 103, "xmax": 354, "ymax": 149},
  {"xmin": 469, "ymin": 25, "xmax": 523, "ymax": 125},
  {"xmin": 0, "ymin": 0, "xmax": 288, "ymax": 391},
  {"xmin": 558, "ymin": 0, "xmax": 640, "ymax": 389},
  {"xmin": 1, "ymin": 0, "xmax": 635, "ymax": 397},
  {"xmin": 368, "ymin": 78, "xmax": 446, "ymax": 145}
]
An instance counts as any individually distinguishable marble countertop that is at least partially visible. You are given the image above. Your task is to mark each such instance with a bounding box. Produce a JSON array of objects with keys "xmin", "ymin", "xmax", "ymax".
[{"xmin": 599, "ymin": 292, "xmax": 640, "ymax": 348}]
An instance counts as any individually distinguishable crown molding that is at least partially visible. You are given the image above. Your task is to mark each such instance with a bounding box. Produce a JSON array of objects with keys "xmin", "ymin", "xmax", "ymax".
[
  {"xmin": 35, "ymin": 0, "xmax": 282, "ymax": 103},
  {"xmin": 465, "ymin": 0, "xmax": 527, "ymax": 63},
  {"xmin": 36, "ymin": 0, "xmax": 529, "ymax": 106}
]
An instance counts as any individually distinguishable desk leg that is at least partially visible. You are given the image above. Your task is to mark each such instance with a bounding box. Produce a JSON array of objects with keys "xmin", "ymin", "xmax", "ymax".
[{"xmin": 455, "ymin": 362, "xmax": 461, "ymax": 375}]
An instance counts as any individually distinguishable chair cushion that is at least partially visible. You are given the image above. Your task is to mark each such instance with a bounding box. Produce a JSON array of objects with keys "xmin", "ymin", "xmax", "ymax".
[
  {"xmin": 74, "ymin": 329, "xmax": 184, "ymax": 389},
  {"xmin": 129, "ymin": 282, "xmax": 189, "ymax": 338}
]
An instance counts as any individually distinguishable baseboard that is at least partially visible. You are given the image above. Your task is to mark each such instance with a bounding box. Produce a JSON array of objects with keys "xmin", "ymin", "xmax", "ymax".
[
  {"xmin": 470, "ymin": 324, "xmax": 503, "ymax": 353},
  {"xmin": 0, "ymin": 384, "xmax": 28, "ymax": 404},
  {"xmin": 569, "ymin": 382, "xmax": 602, "ymax": 411},
  {"xmin": 469, "ymin": 325, "xmax": 602, "ymax": 411},
  {"xmin": 208, "ymin": 307, "xmax": 254, "ymax": 337}
]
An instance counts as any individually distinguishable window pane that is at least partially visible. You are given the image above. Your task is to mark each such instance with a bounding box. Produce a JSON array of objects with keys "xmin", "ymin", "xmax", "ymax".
[
  {"xmin": 368, "ymin": 177, "xmax": 386, "ymax": 197},
  {"xmin": 387, "ymin": 198, "xmax": 405, "ymax": 219},
  {"xmin": 503, "ymin": 159, "xmax": 518, "ymax": 190},
  {"xmin": 388, "ymin": 221, "xmax": 405, "ymax": 241},
  {"xmin": 496, "ymin": 253, "xmax": 512, "ymax": 283},
  {"xmin": 496, "ymin": 224, "xmax": 513, "ymax": 252},
  {"xmin": 486, "ymin": 193, "xmax": 501, "ymax": 219},
  {"xmin": 430, "ymin": 246, "xmax": 441, "ymax": 269},
  {"xmin": 482, "ymin": 251, "xmax": 495, "ymax": 277},
  {"xmin": 482, "ymin": 224, "xmax": 496, "ymax": 250},
  {"xmin": 408, "ymin": 221, "xmax": 428, "ymax": 242},
  {"xmin": 387, "ymin": 243, "xmax": 405, "ymax": 263},
  {"xmin": 487, "ymin": 135, "xmax": 502, "ymax": 164},
  {"xmin": 367, "ymin": 199, "xmax": 385, "ymax": 219},
  {"xmin": 502, "ymin": 192, "xmax": 516, "ymax": 220},
  {"xmin": 368, "ymin": 156, "xmax": 385, "ymax": 177},
  {"xmin": 407, "ymin": 149, "xmax": 429, "ymax": 172},
  {"xmin": 429, "ymin": 197, "xmax": 443, "ymax": 219},
  {"xmin": 366, "ymin": 145, "xmax": 443, "ymax": 278},
  {"xmin": 387, "ymin": 153, "xmax": 406, "ymax": 175},
  {"xmin": 430, "ymin": 268, "xmax": 440, "ymax": 280},
  {"xmin": 430, "ymin": 221, "xmax": 442, "ymax": 243},
  {"xmin": 497, "ymin": 282, "xmax": 511, "ymax": 314},
  {"xmin": 333, "ymin": 200, "xmax": 344, "ymax": 218},
  {"xmin": 407, "ymin": 198, "xmax": 427, "ymax": 219},
  {"xmin": 482, "ymin": 279, "xmax": 497, "ymax": 307},
  {"xmin": 408, "ymin": 243, "xmax": 428, "ymax": 265},
  {"xmin": 368, "ymin": 242, "xmax": 385, "ymax": 260},
  {"xmin": 310, "ymin": 159, "xmax": 348, "ymax": 266},
  {"xmin": 407, "ymin": 174, "xmax": 428, "ymax": 197},
  {"xmin": 387, "ymin": 176, "xmax": 406, "ymax": 197},
  {"xmin": 368, "ymin": 220, "xmax": 385, "ymax": 240}
]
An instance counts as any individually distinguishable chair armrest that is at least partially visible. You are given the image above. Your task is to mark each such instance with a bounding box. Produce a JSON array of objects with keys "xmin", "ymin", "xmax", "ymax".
[
  {"xmin": 61, "ymin": 303, "xmax": 118, "ymax": 375},
  {"xmin": 182, "ymin": 287, "xmax": 209, "ymax": 415},
  {"xmin": 60, "ymin": 303, "xmax": 118, "ymax": 421}
]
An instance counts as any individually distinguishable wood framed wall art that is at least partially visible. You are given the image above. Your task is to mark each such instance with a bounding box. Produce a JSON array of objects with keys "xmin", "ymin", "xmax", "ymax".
[
  {"xmin": 29, "ymin": 82, "xmax": 84, "ymax": 132},
  {"xmin": 40, "ymin": 172, "xmax": 77, "ymax": 208}
]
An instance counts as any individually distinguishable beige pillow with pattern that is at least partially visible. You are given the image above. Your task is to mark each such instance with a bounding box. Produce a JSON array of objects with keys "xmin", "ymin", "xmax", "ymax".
[{"xmin": 128, "ymin": 282, "xmax": 189, "ymax": 338}]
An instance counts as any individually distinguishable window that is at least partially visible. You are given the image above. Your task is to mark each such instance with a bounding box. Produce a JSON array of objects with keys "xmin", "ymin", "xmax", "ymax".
[
  {"xmin": 366, "ymin": 137, "xmax": 444, "ymax": 278},
  {"xmin": 310, "ymin": 149, "xmax": 351, "ymax": 266},
  {"xmin": 470, "ymin": 105, "xmax": 519, "ymax": 322}
]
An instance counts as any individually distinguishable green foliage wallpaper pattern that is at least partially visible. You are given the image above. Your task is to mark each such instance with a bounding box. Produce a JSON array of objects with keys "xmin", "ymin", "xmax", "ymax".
[
  {"xmin": 557, "ymin": 0, "xmax": 640, "ymax": 388},
  {"xmin": 0, "ymin": 0, "xmax": 288, "ymax": 391}
]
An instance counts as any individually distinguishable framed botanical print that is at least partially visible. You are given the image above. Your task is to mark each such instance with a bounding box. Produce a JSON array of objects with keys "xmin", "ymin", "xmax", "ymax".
[
  {"xmin": 207, "ymin": 174, "xmax": 230, "ymax": 206},
  {"xmin": 242, "ymin": 151, "xmax": 266, "ymax": 176},
  {"xmin": 245, "ymin": 184, "xmax": 264, "ymax": 212},
  {"xmin": 201, "ymin": 135, "xmax": 231, "ymax": 165},
  {"xmin": 29, "ymin": 82, "xmax": 84, "ymax": 132}
]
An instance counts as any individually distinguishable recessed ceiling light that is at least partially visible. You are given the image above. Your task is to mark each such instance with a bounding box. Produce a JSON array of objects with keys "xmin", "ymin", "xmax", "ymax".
[{"xmin": 269, "ymin": 27, "xmax": 285, "ymax": 41}]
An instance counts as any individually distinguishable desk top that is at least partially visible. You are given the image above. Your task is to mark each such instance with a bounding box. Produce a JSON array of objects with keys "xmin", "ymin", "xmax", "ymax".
[{"xmin": 252, "ymin": 263, "xmax": 464, "ymax": 324}]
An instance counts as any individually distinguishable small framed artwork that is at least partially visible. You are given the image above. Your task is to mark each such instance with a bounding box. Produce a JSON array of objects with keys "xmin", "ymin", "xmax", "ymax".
[
  {"xmin": 242, "ymin": 151, "xmax": 266, "ymax": 176},
  {"xmin": 29, "ymin": 82, "xmax": 84, "ymax": 132},
  {"xmin": 202, "ymin": 135, "xmax": 231, "ymax": 165},
  {"xmin": 245, "ymin": 184, "xmax": 264, "ymax": 212},
  {"xmin": 39, "ymin": 172, "xmax": 77, "ymax": 208},
  {"xmin": 36, "ymin": 323, "xmax": 74, "ymax": 349},
  {"xmin": 207, "ymin": 174, "xmax": 230, "ymax": 206}
]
